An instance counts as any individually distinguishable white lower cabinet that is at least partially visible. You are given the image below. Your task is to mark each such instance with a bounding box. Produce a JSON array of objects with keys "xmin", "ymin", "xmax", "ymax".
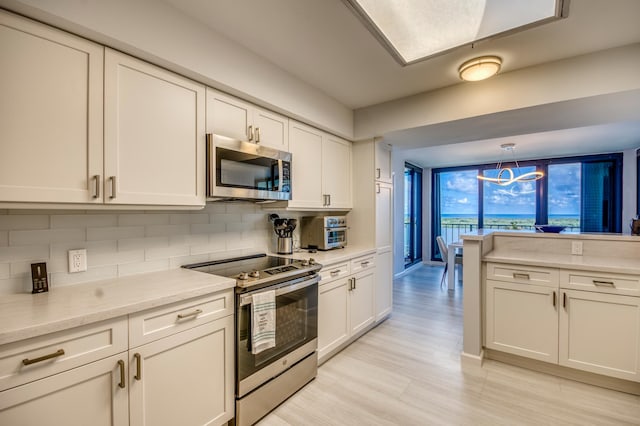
[
  {"xmin": 129, "ymin": 316, "xmax": 234, "ymax": 426},
  {"xmin": 485, "ymin": 279, "xmax": 559, "ymax": 363},
  {"xmin": 375, "ymin": 250, "xmax": 393, "ymax": 321},
  {"xmin": 485, "ymin": 263, "xmax": 640, "ymax": 383},
  {"xmin": 0, "ymin": 353, "xmax": 128, "ymax": 426},
  {"xmin": 318, "ymin": 258, "xmax": 375, "ymax": 363},
  {"xmin": 0, "ymin": 290, "xmax": 235, "ymax": 425},
  {"xmin": 559, "ymin": 289, "xmax": 640, "ymax": 382}
]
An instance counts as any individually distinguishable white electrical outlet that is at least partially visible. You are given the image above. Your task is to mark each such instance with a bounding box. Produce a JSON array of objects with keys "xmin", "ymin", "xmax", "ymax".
[
  {"xmin": 68, "ymin": 249, "xmax": 87, "ymax": 273},
  {"xmin": 571, "ymin": 241, "xmax": 583, "ymax": 256}
]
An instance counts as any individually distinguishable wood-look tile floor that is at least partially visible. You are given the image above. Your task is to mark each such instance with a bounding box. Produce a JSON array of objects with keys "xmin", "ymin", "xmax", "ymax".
[{"xmin": 258, "ymin": 265, "xmax": 640, "ymax": 425}]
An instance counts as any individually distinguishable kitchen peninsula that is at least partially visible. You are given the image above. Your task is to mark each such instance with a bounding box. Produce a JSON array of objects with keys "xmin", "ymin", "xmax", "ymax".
[{"xmin": 461, "ymin": 230, "xmax": 640, "ymax": 394}]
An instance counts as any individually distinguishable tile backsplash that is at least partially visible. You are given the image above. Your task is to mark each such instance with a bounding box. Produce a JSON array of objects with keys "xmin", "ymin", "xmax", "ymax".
[{"xmin": 0, "ymin": 203, "xmax": 304, "ymax": 294}]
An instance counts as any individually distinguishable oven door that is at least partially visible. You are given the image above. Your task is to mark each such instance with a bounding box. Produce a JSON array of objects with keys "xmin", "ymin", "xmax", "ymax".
[
  {"xmin": 325, "ymin": 226, "xmax": 347, "ymax": 248},
  {"xmin": 236, "ymin": 275, "xmax": 318, "ymax": 397}
]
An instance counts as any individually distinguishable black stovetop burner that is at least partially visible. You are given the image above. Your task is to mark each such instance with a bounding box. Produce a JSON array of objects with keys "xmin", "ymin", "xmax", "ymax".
[{"xmin": 182, "ymin": 253, "xmax": 321, "ymax": 290}]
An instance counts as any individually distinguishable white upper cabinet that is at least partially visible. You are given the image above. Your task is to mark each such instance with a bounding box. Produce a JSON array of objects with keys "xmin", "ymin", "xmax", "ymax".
[
  {"xmin": 288, "ymin": 120, "xmax": 352, "ymax": 210},
  {"xmin": 0, "ymin": 10, "xmax": 104, "ymax": 204},
  {"xmin": 206, "ymin": 88, "xmax": 288, "ymax": 151},
  {"xmin": 104, "ymin": 49, "xmax": 205, "ymax": 206},
  {"xmin": 374, "ymin": 141, "xmax": 393, "ymax": 183}
]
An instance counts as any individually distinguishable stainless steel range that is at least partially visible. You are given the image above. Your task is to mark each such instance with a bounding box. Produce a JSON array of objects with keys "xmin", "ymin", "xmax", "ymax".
[{"xmin": 183, "ymin": 254, "xmax": 321, "ymax": 426}]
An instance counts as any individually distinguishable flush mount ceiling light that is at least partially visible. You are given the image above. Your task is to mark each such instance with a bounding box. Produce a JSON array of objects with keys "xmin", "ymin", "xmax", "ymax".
[
  {"xmin": 458, "ymin": 56, "xmax": 502, "ymax": 81},
  {"xmin": 343, "ymin": 0, "xmax": 566, "ymax": 66},
  {"xmin": 477, "ymin": 143, "xmax": 544, "ymax": 186}
]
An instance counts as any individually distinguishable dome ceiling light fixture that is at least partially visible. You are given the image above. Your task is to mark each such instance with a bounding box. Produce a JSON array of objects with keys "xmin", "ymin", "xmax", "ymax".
[
  {"xmin": 458, "ymin": 55, "xmax": 502, "ymax": 81},
  {"xmin": 477, "ymin": 143, "xmax": 544, "ymax": 186}
]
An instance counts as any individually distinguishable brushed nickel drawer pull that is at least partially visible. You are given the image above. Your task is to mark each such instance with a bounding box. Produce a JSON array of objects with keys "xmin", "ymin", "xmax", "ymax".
[
  {"xmin": 22, "ymin": 349, "xmax": 65, "ymax": 366},
  {"xmin": 118, "ymin": 359, "xmax": 126, "ymax": 388},
  {"xmin": 361, "ymin": 261, "xmax": 370, "ymax": 267},
  {"xmin": 513, "ymin": 273, "xmax": 530, "ymax": 280},
  {"xmin": 330, "ymin": 269, "xmax": 341, "ymax": 276},
  {"xmin": 177, "ymin": 309, "xmax": 203, "ymax": 320},
  {"xmin": 93, "ymin": 175, "xmax": 100, "ymax": 199},
  {"xmin": 134, "ymin": 353, "xmax": 142, "ymax": 381},
  {"xmin": 109, "ymin": 176, "xmax": 117, "ymax": 199},
  {"xmin": 593, "ymin": 280, "xmax": 615, "ymax": 287}
]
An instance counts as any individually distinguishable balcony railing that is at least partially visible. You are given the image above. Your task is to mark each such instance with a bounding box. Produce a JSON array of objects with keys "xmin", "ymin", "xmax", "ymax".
[{"xmin": 438, "ymin": 222, "xmax": 580, "ymax": 245}]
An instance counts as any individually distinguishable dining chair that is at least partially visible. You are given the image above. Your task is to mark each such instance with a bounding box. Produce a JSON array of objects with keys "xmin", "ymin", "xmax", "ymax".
[{"xmin": 436, "ymin": 236, "xmax": 463, "ymax": 288}]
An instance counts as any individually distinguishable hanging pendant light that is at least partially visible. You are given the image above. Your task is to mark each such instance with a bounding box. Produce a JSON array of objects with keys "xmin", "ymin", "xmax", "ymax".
[{"xmin": 477, "ymin": 143, "xmax": 544, "ymax": 186}]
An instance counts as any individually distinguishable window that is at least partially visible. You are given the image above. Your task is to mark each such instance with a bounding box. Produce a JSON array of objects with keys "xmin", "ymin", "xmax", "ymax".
[
  {"xmin": 404, "ymin": 163, "xmax": 423, "ymax": 267},
  {"xmin": 432, "ymin": 153, "xmax": 622, "ymax": 261}
]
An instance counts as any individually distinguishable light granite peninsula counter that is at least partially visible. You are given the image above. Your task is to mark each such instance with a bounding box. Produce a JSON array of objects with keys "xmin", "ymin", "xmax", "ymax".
[{"xmin": 461, "ymin": 230, "xmax": 640, "ymax": 394}]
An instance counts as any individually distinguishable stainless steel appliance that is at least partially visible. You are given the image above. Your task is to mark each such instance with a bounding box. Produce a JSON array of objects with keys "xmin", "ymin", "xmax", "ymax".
[
  {"xmin": 182, "ymin": 254, "xmax": 321, "ymax": 426},
  {"xmin": 206, "ymin": 134, "xmax": 291, "ymax": 201},
  {"xmin": 300, "ymin": 215, "xmax": 347, "ymax": 250}
]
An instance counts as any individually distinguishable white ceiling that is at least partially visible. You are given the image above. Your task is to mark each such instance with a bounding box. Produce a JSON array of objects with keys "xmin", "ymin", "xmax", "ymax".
[{"xmin": 162, "ymin": 0, "xmax": 640, "ymax": 166}]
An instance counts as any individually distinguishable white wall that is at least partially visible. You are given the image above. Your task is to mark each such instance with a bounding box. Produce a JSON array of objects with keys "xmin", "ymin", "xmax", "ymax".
[
  {"xmin": 354, "ymin": 44, "xmax": 640, "ymax": 141},
  {"xmin": 0, "ymin": 0, "xmax": 353, "ymax": 138},
  {"xmin": 0, "ymin": 204, "xmax": 306, "ymax": 294}
]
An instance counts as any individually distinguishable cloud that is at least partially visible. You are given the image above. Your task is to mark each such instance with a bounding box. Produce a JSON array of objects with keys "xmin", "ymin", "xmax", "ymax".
[
  {"xmin": 445, "ymin": 174, "xmax": 477, "ymax": 194},
  {"xmin": 457, "ymin": 197, "xmax": 469, "ymax": 204}
]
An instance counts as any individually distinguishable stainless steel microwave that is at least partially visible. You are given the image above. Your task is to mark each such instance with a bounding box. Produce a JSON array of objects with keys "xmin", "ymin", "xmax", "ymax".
[{"xmin": 206, "ymin": 134, "xmax": 291, "ymax": 201}]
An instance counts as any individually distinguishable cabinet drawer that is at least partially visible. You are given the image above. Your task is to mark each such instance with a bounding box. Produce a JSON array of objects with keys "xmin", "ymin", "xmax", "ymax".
[
  {"xmin": 350, "ymin": 255, "xmax": 376, "ymax": 274},
  {"xmin": 560, "ymin": 270, "xmax": 640, "ymax": 296},
  {"xmin": 129, "ymin": 290, "xmax": 233, "ymax": 347},
  {"xmin": 486, "ymin": 263, "xmax": 559, "ymax": 288},
  {"xmin": 320, "ymin": 262, "xmax": 350, "ymax": 284},
  {"xmin": 0, "ymin": 317, "xmax": 127, "ymax": 392}
]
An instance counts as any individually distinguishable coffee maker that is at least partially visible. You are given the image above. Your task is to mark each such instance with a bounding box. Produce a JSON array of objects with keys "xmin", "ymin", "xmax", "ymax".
[{"xmin": 631, "ymin": 216, "xmax": 640, "ymax": 235}]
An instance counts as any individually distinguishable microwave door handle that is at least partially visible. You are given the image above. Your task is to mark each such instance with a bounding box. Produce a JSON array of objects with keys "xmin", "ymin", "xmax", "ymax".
[{"xmin": 277, "ymin": 160, "xmax": 283, "ymax": 191}]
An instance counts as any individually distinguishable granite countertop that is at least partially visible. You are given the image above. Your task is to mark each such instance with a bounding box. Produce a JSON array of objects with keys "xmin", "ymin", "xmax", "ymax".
[
  {"xmin": 483, "ymin": 251, "xmax": 640, "ymax": 275},
  {"xmin": 0, "ymin": 268, "xmax": 235, "ymax": 346},
  {"xmin": 275, "ymin": 245, "xmax": 377, "ymax": 266}
]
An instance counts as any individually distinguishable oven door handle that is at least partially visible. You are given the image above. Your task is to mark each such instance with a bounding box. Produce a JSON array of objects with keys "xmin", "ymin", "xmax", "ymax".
[{"xmin": 240, "ymin": 275, "xmax": 320, "ymax": 306}]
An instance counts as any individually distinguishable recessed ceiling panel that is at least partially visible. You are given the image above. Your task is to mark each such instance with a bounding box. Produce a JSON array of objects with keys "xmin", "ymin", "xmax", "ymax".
[{"xmin": 345, "ymin": 0, "xmax": 563, "ymax": 65}]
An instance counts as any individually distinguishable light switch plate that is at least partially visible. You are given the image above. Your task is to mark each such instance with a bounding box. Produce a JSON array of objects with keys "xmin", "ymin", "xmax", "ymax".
[
  {"xmin": 68, "ymin": 249, "xmax": 87, "ymax": 273},
  {"xmin": 571, "ymin": 241, "xmax": 583, "ymax": 255}
]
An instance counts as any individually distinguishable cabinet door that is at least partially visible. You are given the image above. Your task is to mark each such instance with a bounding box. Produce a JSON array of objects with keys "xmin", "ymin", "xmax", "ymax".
[
  {"xmin": 0, "ymin": 354, "xmax": 128, "ymax": 426},
  {"xmin": 288, "ymin": 121, "xmax": 323, "ymax": 208},
  {"xmin": 559, "ymin": 290, "xmax": 640, "ymax": 382},
  {"xmin": 253, "ymin": 106, "xmax": 289, "ymax": 151},
  {"xmin": 206, "ymin": 87, "xmax": 252, "ymax": 141},
  {"xmin": 0, "ymin": 11, "xmax": 103, "ymax": 203},
  {"xmin": 322, "ymin": 136, "xmax": 352, "ymax": 209},
  {"xmin": 375, "ymin": 250, "xmax": 393, "ymax": 322},
  {"xmin": 104, "ymin": 49, "xmax": 205, "ymax": 206},
  {"xmin": 485, "ymin": 280, "xmax": 559, "ymax": 363},
  {"xmin": 374, "ymin": 141, "xmax": 393, "ymax": 183},
  {"xmin": 129, "ymin": 317, "xmax": 234, "ymax": 426},
  {"xmin": 318, "ymin": 278, "xmax": 350, "ymax": 362},
  {"xmin": 375, "ymin": 182, "xmax": 393, "ymax": 252},
  {"xmin": 350, "ymin": 270, "xmax": 375, "ymax": 336}
]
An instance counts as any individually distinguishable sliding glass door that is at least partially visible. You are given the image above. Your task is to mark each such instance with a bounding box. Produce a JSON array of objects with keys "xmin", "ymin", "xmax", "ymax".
[{"xmin": 404, "ymin": 163, "xmax": 422, "ymax": 268}]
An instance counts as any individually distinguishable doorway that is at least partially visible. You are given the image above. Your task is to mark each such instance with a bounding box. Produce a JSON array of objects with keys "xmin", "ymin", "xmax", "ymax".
[{"xmin": 404, "ymin": 163, "xmax": 423, "ymax": 268}]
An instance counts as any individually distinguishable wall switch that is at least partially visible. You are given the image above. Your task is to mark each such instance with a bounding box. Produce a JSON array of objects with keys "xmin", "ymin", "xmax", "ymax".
[
  {"xmin": 68, "ymin": 249, "xmax": 87, "ymax": 273},
  {"xmin": 571, "ymin": 241, "xmax": 583, "ymax": 255}
]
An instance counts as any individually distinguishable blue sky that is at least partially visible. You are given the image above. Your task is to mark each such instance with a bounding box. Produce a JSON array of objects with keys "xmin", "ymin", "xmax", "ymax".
[{"xmin": 440, "ymin": 163, "xmax": 581, "ymax": 216}]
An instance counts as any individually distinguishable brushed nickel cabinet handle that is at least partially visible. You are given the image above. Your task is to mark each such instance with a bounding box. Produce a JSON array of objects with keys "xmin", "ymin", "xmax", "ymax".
[
  {"xmin": 248, "ymin": 125, "xmax": 254, "ymax": 141},
  {"xmin": 330, "ymin": 269, "xmax": 341, "ymax": 276},
  {"xmin": 134, "ymin": 353, "xmax": 142, "ymax": 381},
  {"xmin": 109, "ymin": 176, "xmax": 117, "ymax": 199},
  {"xmin": 353, "ymin": 277, "xmax": 357, "ymax": 290},
  {"xmin": 118, "ymin": 359, "xmax": 126, "ymax": 389},
  {"xmin": 327, "ymin": 194, "xmax": 331, "ymax": 206},
  {"xmin": 177, "ymin": 309, "xmax": 202, "ymax": 320},
  {"xmin": 563, "ymin": 292, "xmax": 567, "ymax": 309},
  {"xmin": 513, "ymin": 273, "xmax": 530, "ymax": 280},
  {"xmin": 255, "ymin": 127, "xmax": 260, "ymax": 143},
  {"xmin": 22, "ymin": 349, "xmax": 65, "ymax": 366},
  {"xmin": 552, "ymin": 291, "xmax": 556, "ymax": 307},
  {"xmin": 376, "ymin": 168, "xmax": 381, "ymax": 179},
  {"xmin": 593, "ymin": 280, "xmax": 615, "ymax": 287},
  {"xmin": 361, "ymin": 261, "xmax": 370, "ymax": 267},
  {"xmin": 376, "ymin": 183, "xmax": 381, "ymax": 194},
  {"xmin": 348, "ymin": 277, "xmax": 354, "ymax": 291},
  {"xmin": 93, "ymin": 175, "xmax": 100, "ymax": 199},
  {"xmin": 323, "ymin": 194, "xmax": 328, "ymax": 206}
]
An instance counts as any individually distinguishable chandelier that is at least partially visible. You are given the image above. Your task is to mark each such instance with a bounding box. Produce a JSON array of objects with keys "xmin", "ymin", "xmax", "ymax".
[{"xmin": 477, "ymin": 143, "xmax": 544, "ymax": 186}]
